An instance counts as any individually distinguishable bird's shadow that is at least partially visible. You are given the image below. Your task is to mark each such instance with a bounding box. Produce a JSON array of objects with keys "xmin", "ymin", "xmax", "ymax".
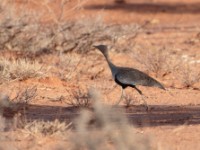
[
  {"xmin": 125, "ymin": 105, "xmax": 200, "ymax": 126},
  {"xmin": 85, "ymin": 2, "xmax": 200, "ymax": 14},
  {"xmin": 7, "ymin": 104, "xmax": 200, "ymax": 127}
]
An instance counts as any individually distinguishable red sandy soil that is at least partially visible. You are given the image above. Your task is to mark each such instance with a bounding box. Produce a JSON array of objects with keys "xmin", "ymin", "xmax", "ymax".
[{"xmin": 1, "ymin": 0, "xmax": 200, "ymax": 149}]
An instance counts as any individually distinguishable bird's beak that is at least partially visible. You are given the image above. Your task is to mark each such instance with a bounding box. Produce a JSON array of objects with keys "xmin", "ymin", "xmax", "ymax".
[
  {"xmin": 93, "ymin": 45, "xmax": 100, "ymax": 51},
  {"xmin": 93, "ymin": 45, "xmax": 98, "ymax": 49}
]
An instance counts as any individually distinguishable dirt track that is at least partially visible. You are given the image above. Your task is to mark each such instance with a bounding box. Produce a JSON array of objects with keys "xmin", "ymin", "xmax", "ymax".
[{"xmin": 20, "ymin": 104, "xmax": 200, "ymax": 126}]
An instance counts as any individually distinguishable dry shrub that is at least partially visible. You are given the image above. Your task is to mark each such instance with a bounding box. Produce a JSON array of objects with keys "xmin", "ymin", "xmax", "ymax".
[
  {"xmin": 54, "ymin": 52, "xmax": 97, "ymax": 82},
  {"xmin": 55, "ymin": 53, "xmax": 82, "ymax": 81},
  {"xmin": 71, "ymin": 88, "xmax": 150, "ymax": 150},
  {"xmin": 45, "ymin": 16, "xmax": 140, "ymax": 54},
  {"xmin": 0, "ymin": 0, "xmax": 46, "ymax": 54},
  {"xmin": 12, "ymin": 86, "xmax": 37, "ymax": 104},
  {"xmin": 0, "ymin": 1, "xmax": 141, "ymax": 55},
  {"xmin": 179, "ymin": 63, "xmax": 200, "ymax": 88},
  {"xmin": 133, "ymin": 45, "xmax": 200, "ymax": 88},
  {"xmin": 70, "ymin": 17, "xmax": 140, "ymax": 53},
  {"xmin": 67, "ymin": 88, "xmax": 92, "ymax": 107},
  {"xmin": 133, "ymin": 45, "xmax": 180, "ymax": 77},
  {"xmin": 0, "ymin": 86, "xmax": 37, "ymax": 126},
  {"xmin": 0, "ymin": 58, "xmax": 46, "ymax": 83}
]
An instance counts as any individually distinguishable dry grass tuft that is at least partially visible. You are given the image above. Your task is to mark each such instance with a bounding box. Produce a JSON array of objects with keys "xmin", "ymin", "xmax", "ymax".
[
  {"xmin": 0, "ymin": 115, "xmax": 6, "ymax": 132},
  {"xmin": 0, "ymin": 58, "xmax": 46, "ymax": 83},
  {"xmin": 23, "ymin": 119, "xmax": 71, "ymax": 137},
  {"xmin": 0, "ymin": 93, "xmax": 10, "ymax": 108},
  {"xmin": 0, "ymin": 92, "xmax": 20, "ymax": 130},
  {"xmin": 71, "ymin": 88, "xmax": 150, "ymax": 150}
]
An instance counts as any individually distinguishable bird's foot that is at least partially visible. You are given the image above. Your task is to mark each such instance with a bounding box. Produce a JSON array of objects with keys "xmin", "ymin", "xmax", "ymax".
[
  {"xmin": 140, "ymin": 95, "xmax": 149, "ymax": 111},
  {"xmin": 140, "ymin": 103, "xmax": 149, "ymax": 111},
  {"xmin": 138, "ymin": 99, "xmax": 149, "ymax": 111}
]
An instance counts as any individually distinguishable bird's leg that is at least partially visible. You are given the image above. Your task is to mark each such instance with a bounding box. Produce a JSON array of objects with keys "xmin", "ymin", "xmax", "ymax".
[
  {"xmin": 133, "ymin": 86, "xmax": 143, "ymax": 95},
  {"xmin": 133, "ymin": 86, "xmax": 149, "ymax": 111},
  {"xmin": 105, "ymin": 84, "xmax": 118, "ymax": 95},
  {"xmin": 115, "ymin": 87, "xmax": 124, "ymax": 105}
]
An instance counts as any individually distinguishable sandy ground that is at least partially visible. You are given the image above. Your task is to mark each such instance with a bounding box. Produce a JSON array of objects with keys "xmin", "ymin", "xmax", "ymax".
[{"xmin": 0, "ymin": 0, "xmax": 200, "ymax": 149}]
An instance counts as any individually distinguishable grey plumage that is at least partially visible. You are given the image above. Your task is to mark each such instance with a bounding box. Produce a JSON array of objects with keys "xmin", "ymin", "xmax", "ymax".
[{"xmin": 94, "ymin": 44, "xmax": 165, "ymax": 106}]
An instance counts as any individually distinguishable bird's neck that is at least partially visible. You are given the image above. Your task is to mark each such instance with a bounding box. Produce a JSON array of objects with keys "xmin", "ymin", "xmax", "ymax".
[{"xmin": 104, "ymin": 54, "xmax": 118, "ymax": 77}]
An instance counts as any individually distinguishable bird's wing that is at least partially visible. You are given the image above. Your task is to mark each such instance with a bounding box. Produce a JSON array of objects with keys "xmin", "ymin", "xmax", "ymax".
[
  {"xmin": 115, "ymin": 69, "xmax": 149, "ymax": 86},
  {"xmin": 115, "ymin": 68, "xmax": 165, "ymax": 89}
]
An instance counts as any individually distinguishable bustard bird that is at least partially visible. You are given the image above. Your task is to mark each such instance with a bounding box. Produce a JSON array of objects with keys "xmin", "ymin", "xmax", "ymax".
[{"xmin": 94, "ymin": 45, "xmax": 165, "ymax": 106}]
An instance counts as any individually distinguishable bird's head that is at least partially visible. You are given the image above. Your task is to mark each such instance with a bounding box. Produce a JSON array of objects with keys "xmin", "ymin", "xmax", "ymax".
[{"xmin": 93, "ymin": 45, "xmax": 108, "ymax": 56}]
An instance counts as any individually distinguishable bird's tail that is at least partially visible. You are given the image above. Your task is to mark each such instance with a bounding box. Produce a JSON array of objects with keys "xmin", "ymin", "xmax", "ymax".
[{"xmin": 155, "ymin": 82, "xmax": 166, "ymax": 90}]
